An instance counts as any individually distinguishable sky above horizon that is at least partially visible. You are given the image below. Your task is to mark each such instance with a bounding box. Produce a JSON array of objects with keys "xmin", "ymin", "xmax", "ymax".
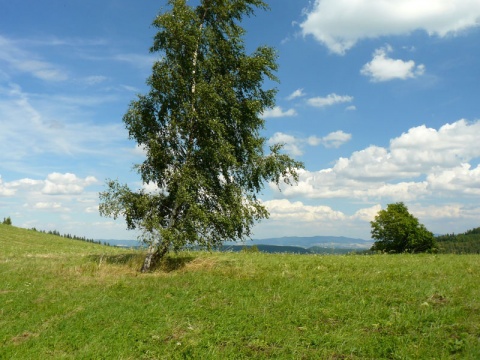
[{"xmin": 1, "ymin": 0, "xmax": 480, "ymax": 241}]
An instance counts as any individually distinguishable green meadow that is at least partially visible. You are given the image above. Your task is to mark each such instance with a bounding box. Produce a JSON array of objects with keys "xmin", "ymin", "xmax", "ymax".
[{"xmin": 1, "ymin": 224, "xmax": 479, "ymax": 359}]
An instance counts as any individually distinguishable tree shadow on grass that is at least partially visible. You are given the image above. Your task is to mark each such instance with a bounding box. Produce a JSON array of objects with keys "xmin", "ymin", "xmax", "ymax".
[
  {"xmin": 87, "ymin": 253, "xmax": 196, "ymax": 273},
  {"xmin": 155, "ymin": 255, "xmax": 196, "ymax": 272}
]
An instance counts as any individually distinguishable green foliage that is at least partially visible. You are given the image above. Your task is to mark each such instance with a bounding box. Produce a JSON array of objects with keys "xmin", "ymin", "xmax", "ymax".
[
  {"xmin": 371, "ymin": 202, "xmax": 437, "ymax": 253},
  {"xmin": 465, "ymin": 227, "xmax": 480, "ymax": 235},
  {"xmin": 436, "ymin": 227, "xmax": 480, "ymax": 254},
  {"xmin": 99, "ymin": 0, "xmax": 302, "ymax": 270},
  {"xmin": 2, "ymin": 216, "xmax": 12, "ymax": 225},
  {"xmin": 1, "ymin": 225, "xmax": 480, "ymax": 359}
]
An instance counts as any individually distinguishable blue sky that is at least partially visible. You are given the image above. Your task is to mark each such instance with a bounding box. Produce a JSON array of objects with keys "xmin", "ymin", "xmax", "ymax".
[{"xmin": 1, "ymin": 0, "xmax": 480, "ymax": 241}]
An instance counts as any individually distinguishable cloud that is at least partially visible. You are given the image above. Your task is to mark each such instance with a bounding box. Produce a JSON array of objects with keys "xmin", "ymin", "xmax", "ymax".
[
  {"xmin": 287, "ymin": 89, "xmax": 306, "ymax": 100},
  {"xmin": 7, "ymin": 178, "xmax": 43, "ymax": 189},
  {"xmin": 352, "ymin": 204, "xmax": 382, "ymax": 222},
  {"xmin": 263, "ymin": 199, "xmax": 346, "ymax": 222},
  {"xmin": 307, "ymin": 131, "xmax": 352, "ymax": 149},
  {"xmin": 0, "ymin": 82, "xmax": 127, "ymax": 162},
  {"xmin": 1, "ymin": 172, "xmax": 105, "ymax": 237},
  {"xmin": 300, "ymin": 0, "xmax": 480, "ymax": 54},
  {"xmin": 253, "ymin": 199, "xmax": 385, "ymax": 239},
  {"xmin": 320, "ymin": 131, "xmax": 352, "ymax": 148},
  {"xmin": 256, "ymin": 198, "xmax": 480, "ymax": 239},
  {"xmin": 269, "ymin": 130, "xmax": 352, "ymax": 156},
  {"xmin": 262, "ymin": 106, "xmax": 297, "ymax": 119},
  {"xmin": 42, "ymin": 173, "xmax": 98, "ymax": 195},
  {"xmin": 0, "ymin": 35, "xmax": 68, "ymax": 81},
  {"xmin": 307, "ymin": 93, "xmax": 353, "ymax": 108},
  {"xmin": 131, "ymin": 144, "xmax": 147, "ymax": 157},
  {"xmin": 273, "ymin": 119, "xmax": 480, "ymax": 201},
  {"xmin": 268, "ymin": 132, "xmax": 303, "ymax": 156},
  {"xmin": 3, "ymin": 173, "xmax": 98, "ymax": 196},
  {"xmin": 361, "ymin": 45, "xmax": 425, "ymax": 82},
  {"xmin": 85, "ymin": 205, "xmax": 99, "ymax": 214},
  {"xmin": 33, "ymin": 202, "xmax": 66, "ymax": 211},
  {"xmin": 0, "ymin": 176, "xmax": 15, "ymax": 196},
  {"xmin": 82, "ymin": 75, "xmax": 108, "ymax": 85},
  {"xmin": 427, "ymin": 164, "xmax": 480, "ymax": 195}
]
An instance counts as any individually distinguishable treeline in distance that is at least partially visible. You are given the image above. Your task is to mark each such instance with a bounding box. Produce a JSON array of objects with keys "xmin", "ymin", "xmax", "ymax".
[{"xmin": 436, "ymin": 227, "xmax": 480, "ymax": 254}]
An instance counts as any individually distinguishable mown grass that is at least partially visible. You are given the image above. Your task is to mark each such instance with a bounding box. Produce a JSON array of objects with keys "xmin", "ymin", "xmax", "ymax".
[{"xmin": 1, "ymin": 224, "xmax": 479, "ymax": 359}]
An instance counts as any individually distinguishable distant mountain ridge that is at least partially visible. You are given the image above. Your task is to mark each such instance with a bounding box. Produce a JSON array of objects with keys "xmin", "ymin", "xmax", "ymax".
[
  {"xmin": 241, "ymin": 235, "xmax": 372, "ymax": 249},
  {"xmin": 104, "ymin": 235, "xmax": 373, "ymax": 250}
]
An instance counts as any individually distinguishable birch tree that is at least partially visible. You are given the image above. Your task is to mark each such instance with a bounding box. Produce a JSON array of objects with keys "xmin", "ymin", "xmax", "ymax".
[{"xmin": 99, "ymin": 0, "xmax": 302, "ymax": 272}]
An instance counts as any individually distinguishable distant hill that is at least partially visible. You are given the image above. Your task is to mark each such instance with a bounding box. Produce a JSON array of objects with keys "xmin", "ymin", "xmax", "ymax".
[
  {"xmin": 436, "ymin": 227, "xmax": 480, "ymax": 254},
  {"xmin": 228, "ymin": 235, "xmax": 372, "ymax": 250},
  {"xmin": 221, "ymin": 244, "xmax": 313, "ymax": 254},
  {"xmin": 103, "ymin": 239, "xmax": 146, "ymax": 248},
  {"xmin": 104, "ymin": 235, "xmax": 373, "ymax": 255}
]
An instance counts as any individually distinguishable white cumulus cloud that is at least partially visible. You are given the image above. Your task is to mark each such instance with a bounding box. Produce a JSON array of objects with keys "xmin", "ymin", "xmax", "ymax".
[
  {"xmin": 269, "ymin": 130, "xmax": 352, "ymax": 156},
  {"xmin": 352, "ymin": 204, "xmax": 382, "ymax": 222},
  {"xmin": 0, "ymin": 176, "xmax": 15, "ymax": 196},
  {"xmin": 268, "ymin": 132, "xmax": 304, "ymax": 156},
  {"xmin": 308, "ymin": 130, "xmax": 352, "ymax": 148},
  {"xmin": 321, "ymin": 131, "xmax": 352, "ymax": 148},
  {"xmin": 287, "ymin": 89, "xmax": 306, "ymax": 100},
  {"xmin": 307, "ymin": 93, "xmax": 353, "ymax": 108},
  {"xmin": 273, "ymin": 119, "xmax": 480, "ymax": 202},
  {"xmin": 427, "ymin": 164, "xmax": 480, "ymax": 195},
  {"xmin": 42, "ymin": 173, "xmax": 98, "ymax": 195},
  {"xmin": 361, "ymin": 45, "xmax": 425, "ymax": 82},
  {"xmin": 262, "ymin": 106, "xmax": 297, "ymax": 119},
  {"xmin": 264, "ymin": 199, "xmax": 346, "ymax": 222},
  {"xmin": 300, "ymin": 0, "xmax": 480, "ymax": 54},
  {"xmin": 33, "ymin": 202, "xmax": 70, "ymax": 212},
  {"xmin": 255, "ymin": 199, "xmax": 386, "ymax": 239}
]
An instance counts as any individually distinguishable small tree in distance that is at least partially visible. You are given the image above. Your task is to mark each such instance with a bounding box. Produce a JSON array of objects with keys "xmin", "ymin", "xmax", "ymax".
[
  {"xmin": 370, "ymin": 202, "xmax": 436, "ymax": 253},
  {"xmin": 99, "ymin": 0, "xmax": 303, "ymax": 272},
  {"xmin": 2, "ymin": 217, "xmax": 12, "ymax": 225}
]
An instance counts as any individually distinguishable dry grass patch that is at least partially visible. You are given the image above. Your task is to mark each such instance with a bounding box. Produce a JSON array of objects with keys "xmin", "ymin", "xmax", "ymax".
[
  {"xmin": 11, "ymin": 332, "xmax": 39, "ymax": 345},
  {"xmin": 182, "ymin": 256, "xmax": 218, "ymax": 272}
]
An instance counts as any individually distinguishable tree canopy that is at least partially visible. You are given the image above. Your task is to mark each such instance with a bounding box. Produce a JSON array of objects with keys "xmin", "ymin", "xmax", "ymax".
[
  {"xmin": 99, "ymin": 0, "xmax": 302, "ymax": 272},
  {"xmin": 436, "ymin": 227, "xmax": 480, "ymax": 254},
  {"xmin": 370, "ymin": 202, "xmax": 436, "ymax": 253}
]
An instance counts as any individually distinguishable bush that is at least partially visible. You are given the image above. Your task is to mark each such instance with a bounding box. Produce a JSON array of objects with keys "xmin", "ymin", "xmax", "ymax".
[{"xmin": 2, "ymin": 217, "xmax": 12, "ymax": 225}]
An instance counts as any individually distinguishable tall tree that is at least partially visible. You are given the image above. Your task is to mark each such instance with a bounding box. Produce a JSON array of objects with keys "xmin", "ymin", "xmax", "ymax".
[
  {"xmin": 99, "ymin": 0, "xmax": 303, "ymax": 272},
  {"xmin": 370, "ymin": 202, "xmax": 437, "ymax": 253}
]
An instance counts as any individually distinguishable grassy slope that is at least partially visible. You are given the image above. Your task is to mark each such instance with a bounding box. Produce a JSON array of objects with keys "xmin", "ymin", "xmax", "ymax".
[{"xmin": 1, "ymin": 224, "xmax": 479, "ymax": 359}]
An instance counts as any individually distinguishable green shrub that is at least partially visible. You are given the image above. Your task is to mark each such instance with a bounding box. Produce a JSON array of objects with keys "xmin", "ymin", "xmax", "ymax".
[{"xmin": 371, "ymin": 202, "xmax": 436, "ymax": 253}]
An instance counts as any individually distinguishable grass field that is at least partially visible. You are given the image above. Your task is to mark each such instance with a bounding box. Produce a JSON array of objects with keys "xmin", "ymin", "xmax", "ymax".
[{"xmin": 1, "ymin": 224, "xmax": 479, "ymax": 359}]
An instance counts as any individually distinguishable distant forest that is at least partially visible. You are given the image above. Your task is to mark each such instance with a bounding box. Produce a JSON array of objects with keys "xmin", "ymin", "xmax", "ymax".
[
  {"xmin": 436, "ymin": 227, "xmax": 480, "ymax": 254},
  {"xmin": 30, "ymin": 227, "xmax": 108, "ymax": 246}
]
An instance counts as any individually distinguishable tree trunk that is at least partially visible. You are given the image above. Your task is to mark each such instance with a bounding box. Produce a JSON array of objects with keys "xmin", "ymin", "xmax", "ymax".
[
  {"xmin": 140, "ymin": 242, "xmax": 169, "ymax": 273},
  {"xmin": 141, "ymin": 8, "xmax": 209, "ymax": 274}
]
